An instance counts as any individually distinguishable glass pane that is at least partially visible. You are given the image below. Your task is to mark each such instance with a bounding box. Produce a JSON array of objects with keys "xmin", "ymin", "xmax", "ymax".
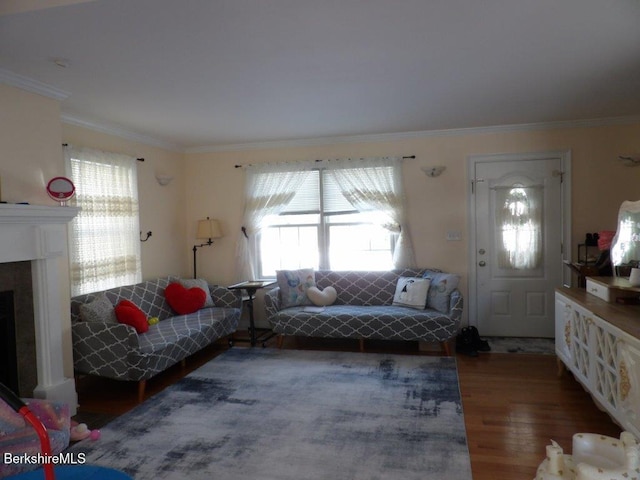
[
  {"xmin": 495, "ymin": 186, "xmax": 543, "ymax": 270},
  {"xmin": 329, "ymin": 224, "xmax": 393, "ymax": 271},
  {"xmin": 260, "ymin": 225, "xmax": 319, "ymax": 277}
]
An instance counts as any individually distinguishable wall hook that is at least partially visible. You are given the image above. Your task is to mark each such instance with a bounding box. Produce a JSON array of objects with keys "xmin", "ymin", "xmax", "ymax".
[{"xmin": 140, "ymin": 231, "xmax": 152, "ymax": 242}]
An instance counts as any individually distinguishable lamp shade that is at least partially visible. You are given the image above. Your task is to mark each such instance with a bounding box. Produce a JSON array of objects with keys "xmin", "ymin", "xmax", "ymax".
[{"xmin": 197, "ymin": 218, "xmax": 223, "ymax": 240}]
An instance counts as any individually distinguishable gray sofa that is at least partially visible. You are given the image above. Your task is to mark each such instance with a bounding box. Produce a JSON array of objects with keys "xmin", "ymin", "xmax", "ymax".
[
  {"xmin": 264, "ymin": 269, "xmax": 463, "ymax": 354},
  {"xmin": 70, "ymin": 277, "xmax": 242, "ymax": 401}
]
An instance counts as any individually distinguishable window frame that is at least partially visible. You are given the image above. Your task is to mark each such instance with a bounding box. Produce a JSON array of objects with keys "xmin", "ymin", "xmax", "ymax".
[{"xmin": 256, "ymin": 168, "xmax": 396, "ymax": 278}]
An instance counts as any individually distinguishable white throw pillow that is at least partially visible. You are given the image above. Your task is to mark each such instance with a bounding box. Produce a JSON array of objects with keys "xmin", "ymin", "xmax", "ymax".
[
  {"xmin": 392, "ymin": 277, "xmax": 431, "ymax": 310},
  {"xmin": 306, "ymin": 286, "xmax": 337, "ymax": 306}
]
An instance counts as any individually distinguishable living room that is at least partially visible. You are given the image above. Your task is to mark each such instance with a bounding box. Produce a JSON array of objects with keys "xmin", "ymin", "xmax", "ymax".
[{"xmin": 2, "ymin": 1, "xmax": 640, "ymax": 479}]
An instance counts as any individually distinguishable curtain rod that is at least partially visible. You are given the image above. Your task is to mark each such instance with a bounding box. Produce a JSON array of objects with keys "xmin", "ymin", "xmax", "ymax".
[
  {"xmin": 234, "ymin": 155, "xmax": 415, "ymax": 169},
  {"xmin": 62, "ymin": 144, "xmax": 144, "ymax": 162}
]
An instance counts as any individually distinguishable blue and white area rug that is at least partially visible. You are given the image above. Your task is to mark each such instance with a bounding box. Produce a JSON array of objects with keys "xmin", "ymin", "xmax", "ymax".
[{"xmin": 68, "ymin": 348, "xmax": 472, "ymax": 480}]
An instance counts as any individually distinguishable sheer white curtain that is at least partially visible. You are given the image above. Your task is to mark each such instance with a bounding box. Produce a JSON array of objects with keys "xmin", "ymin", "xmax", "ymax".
[
  {"xmin": 236, "ymin": 163, "xmax": 313, "ymax": 280},
  {"xmin": 324, "ymin": 157, "xmax": 415, "ymax": 268},
  {"xmin": 495, "ymin": 186, "xmax": 542, "ymax": 270},
  {"xmin": 65, "ymin": 146, "xmax": 142, "ymax": 296}
]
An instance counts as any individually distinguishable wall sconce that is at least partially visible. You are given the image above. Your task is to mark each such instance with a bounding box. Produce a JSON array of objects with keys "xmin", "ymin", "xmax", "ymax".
[
  {"xmin": 156, "ymin": 173, "xmax": 174, "ymax": 186},
  {"xmin": 421, "ymin": 166, "xmax": 446, "ymax": 177},
  {"xmin": 192, "ymin": 217, "xmax": 223, "ymax": 278}
]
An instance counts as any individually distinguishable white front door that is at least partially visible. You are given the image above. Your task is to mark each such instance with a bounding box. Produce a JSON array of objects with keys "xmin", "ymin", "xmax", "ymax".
[{"xmin": 469, "ymin": 152, "xmax": 569, "ymax": 337}]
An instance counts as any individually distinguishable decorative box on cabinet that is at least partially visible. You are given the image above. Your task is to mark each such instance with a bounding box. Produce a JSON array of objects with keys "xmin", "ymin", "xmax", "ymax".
[{"xmin": 555, "ymin": 287, "xmax": 640, "ymax": 438}]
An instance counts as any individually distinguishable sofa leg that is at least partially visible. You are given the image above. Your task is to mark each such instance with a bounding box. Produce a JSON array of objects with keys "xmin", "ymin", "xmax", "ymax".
[
  {"xmin": 138, "ymin": 380, "xmax": 146, "ymax": 403},
  {"xmin": 181, "ymin": 359, "xmax": 186, "ymax": 368},
  {"xmin": 440, "ymin": 340, "xmax": 452, "ymax": 356},
  {"xmin": 277, "ymin": 335, "xmax": 284, "ymax": 349},
  {"xmin": 359, "ymin": 338, "xmax": 365, "ymax": 353}
]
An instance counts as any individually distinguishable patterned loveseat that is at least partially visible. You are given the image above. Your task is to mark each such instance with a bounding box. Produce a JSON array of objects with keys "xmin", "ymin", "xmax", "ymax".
[
  {"xmin": 264, "ymin": 269, "xmax": 463, "ymax": 354},
  {"xmin": 70, "ymin": 277, "xmax": 242, "ymax": 401}
]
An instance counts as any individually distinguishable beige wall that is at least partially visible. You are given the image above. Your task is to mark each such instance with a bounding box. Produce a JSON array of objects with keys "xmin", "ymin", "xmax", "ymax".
[
  {"xmin": 185, "ymin": 122, "xmax": 640, "ymax": 298},
  {"xmin": 0, "ymin": 84, "xmax": 65, "ymax": 204}
]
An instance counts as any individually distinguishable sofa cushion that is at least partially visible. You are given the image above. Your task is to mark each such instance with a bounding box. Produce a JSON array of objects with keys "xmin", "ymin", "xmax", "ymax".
[
  {"xmin": 137, "ymin": 308, "xmax": 230, "ymax": 354},
  {"xmin": 103, "ymin": 277, "xmax": 176, "ymax": 321},
  {"xmin": 276, "ymin": 268, "xmax": 316, "ymax": 308},
  {"xmin": 422, "ymin": 271, "xmax": 460, "ymax": 313},
  {"xmin": 165, "ymin": 282, "xmax": 206, "ymax": 315},
  {"xmin": 269, "ymin": 305, "xmax": 458, "ymax": 342},
  {"xmin": 115, "ymin": 300, "xmax": 149, "ymax": 334},
  {"xmin": 79, "ymin": 293, "xmax": 117, "ymax": 323},
  {"xmin": 392, "ymin": 277, "xmax": 430, "ymax": 310}
]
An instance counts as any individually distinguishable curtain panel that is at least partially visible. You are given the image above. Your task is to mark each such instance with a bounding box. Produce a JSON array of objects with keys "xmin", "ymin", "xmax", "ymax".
[
  {"xmin": 323, "ymin": 156, "xmax": 415, "ymax": 269},
  {"xmin": 236, "ymin": 157, "xmax": 415, "ymax": 280},
  {"xmin": 65, "ymin": 146, "xmax": 142, "ymax": 296}
]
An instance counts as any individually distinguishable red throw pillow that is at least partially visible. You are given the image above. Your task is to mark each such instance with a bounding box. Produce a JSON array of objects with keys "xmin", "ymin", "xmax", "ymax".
[
  {"xmin": 165, "ymin": 282, "xmax": 206, "ymax": 315},
  {"xmin": 114, "ymin": 300, "xmax": 149, "ymax": 334}
]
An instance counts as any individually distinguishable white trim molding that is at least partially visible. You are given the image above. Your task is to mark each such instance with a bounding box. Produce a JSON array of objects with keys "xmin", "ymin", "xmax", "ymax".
[{"xmin": 0, "ymin": 67, "xmax": 70, "ymax": 100}]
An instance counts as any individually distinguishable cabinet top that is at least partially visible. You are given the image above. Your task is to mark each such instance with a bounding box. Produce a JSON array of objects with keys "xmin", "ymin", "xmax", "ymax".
[
  {"xmin": 586, "ymin": 276, "xmax": 640, "ymax": 292},
  {"xmin": 557, "ymin": 286, "xmax": 640, "ymax": 340}
]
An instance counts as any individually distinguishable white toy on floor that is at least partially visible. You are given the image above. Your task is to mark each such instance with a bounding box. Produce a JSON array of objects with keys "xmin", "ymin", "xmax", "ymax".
[{"xmin": 535, "ymin": 431, "xmax": 639, "ymax": 480}]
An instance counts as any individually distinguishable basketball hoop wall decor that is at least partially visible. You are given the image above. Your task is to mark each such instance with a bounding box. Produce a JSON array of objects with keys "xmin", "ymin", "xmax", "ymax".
[{"xmin": 46, "ymin": 176, "xmax": 75, "ymax": 205}]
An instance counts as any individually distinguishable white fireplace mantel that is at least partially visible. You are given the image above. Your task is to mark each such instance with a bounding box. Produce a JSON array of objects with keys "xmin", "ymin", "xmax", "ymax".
[{"xmin": 0, "ymin": 203, "xmax": 79, "ymax": 413}]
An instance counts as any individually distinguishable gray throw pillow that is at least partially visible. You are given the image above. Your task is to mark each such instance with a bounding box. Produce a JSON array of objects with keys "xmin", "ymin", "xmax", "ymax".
[
  {"xmin": 178, "ymin": 278, "xmax": 214, "ymax": 307},
  {"xmin": 276, "ymin": 269, "xmax": 316, "ymax": 308},
  {"xmin": 422, "ymin": 271, "xmax": 460, "ymax": 313},
  {"xmin": 79, "ymin": 293, "xmax": 117, "ymax": 323}
]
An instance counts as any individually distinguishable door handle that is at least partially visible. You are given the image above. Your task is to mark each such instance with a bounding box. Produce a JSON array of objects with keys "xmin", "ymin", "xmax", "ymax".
[{"xmin": 478, "ymin": 261, "xmax": 486, "ymax": 267}]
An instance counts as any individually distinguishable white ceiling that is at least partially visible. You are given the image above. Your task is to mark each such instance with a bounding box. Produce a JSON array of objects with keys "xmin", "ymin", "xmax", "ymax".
[{"xmin": 1, "ymin": 0, "xmax": 639, "ymax": 150}]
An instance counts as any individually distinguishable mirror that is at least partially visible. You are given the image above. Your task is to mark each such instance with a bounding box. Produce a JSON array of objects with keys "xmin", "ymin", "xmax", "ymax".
[
  {"xmin": 46, "ymin": 176, "xmax": 75, "ymax": 205},
  {"xmin": 610, "ymin": 200, "xmax": 640, "ymax": 276}
]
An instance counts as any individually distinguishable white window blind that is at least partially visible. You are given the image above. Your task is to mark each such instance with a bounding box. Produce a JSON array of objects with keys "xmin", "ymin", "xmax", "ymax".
[{"xmin": 65, "ymin": 146, "xmax": 142, "ymax": 296}]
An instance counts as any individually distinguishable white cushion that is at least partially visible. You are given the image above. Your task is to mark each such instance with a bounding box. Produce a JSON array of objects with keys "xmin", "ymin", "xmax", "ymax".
[
  {"xmin": 392, "ymin": 277, "xmax": 431, "ymax": 310},
  {"xmin": 307, "ymin": 286, "xmax": 337, "ymax": 306}
]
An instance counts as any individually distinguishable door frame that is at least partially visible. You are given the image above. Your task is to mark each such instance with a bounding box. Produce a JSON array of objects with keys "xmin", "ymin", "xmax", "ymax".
[{"xmin": 466, "ymin": 150, "xmax": 572, "ymax": 329}]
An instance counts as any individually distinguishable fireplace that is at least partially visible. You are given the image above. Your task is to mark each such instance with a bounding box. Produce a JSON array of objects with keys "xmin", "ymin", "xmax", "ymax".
[
  {"xmin": 0, "ymin": 261, "xmax": 36, "ymax": 396},
  {"xmin": 0, "ymin": 204, "xmax": 79, "ymax": 414}
]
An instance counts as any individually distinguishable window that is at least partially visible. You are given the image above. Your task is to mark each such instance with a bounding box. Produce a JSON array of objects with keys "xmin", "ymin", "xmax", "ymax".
[
  {"xmin": 65, "ymin": 146, "xmax": 141, "ymax": 296},
  {"xmin": 237, "ymin": 157, "xmax": 414, "ymax": 280},
  {"xmin": 496, "ymin": 185, "xmax": 542, "ymax": 270},
  {"xmin": 258, "ymin": 170, "xmax": 396, "ymax": 277}
]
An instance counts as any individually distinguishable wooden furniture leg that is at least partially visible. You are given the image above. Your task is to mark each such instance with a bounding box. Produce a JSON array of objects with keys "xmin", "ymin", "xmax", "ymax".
[
  {"xmin": 138, "ymin": 380, "xmax": 146, "ymax": 403},
  {"xmin": 440, "ymin": 340, "xmax": 452, "ymax": 356},
  {"xmin": 359, "ymin": 338, "xmax": 365, "ymax": 352},
  {"xmin": 277, "ymin": 334, "xmax": 284, "ymax": 349}
]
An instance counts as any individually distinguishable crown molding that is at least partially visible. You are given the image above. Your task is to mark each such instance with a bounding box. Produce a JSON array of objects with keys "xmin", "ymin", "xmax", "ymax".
[
  {"xmin": 187, "ymin": 115, "xmax": 640, "ymax": 153},
  {"xmin": 61, "ymin": 113, "xmax": 184, "ymax": 152},
  {"xmin": 0, "ymin": 67, "xmax": 70, "ymax": 100}
]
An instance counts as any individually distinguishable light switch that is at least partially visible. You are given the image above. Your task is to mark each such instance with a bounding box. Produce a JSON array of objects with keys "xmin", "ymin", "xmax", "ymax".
[{"xmin": 446, "ymin": 231, "xmax": 462, "ymax": 241}]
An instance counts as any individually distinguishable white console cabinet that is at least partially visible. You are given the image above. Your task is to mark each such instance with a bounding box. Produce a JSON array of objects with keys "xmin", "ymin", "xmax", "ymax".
[{"xmin": 555, "ymin": 287, "xmax": 640, "ymax": 438}]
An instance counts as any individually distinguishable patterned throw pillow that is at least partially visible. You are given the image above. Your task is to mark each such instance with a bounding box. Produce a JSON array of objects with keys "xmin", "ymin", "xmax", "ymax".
[
  {"xmin": 276, "ymin": 269, "xmax": 316, "ymax": 308},
  {"xmin": 79, "ymin": 294, "xmax": 117, "ymax": 323},
  {"xmin": 392, "ymin": 277, "xmax": 430, "ymax": 310},
  {"xmin": 422, "ymin": 271, "xmax": 461, "ymax": 313},
  {"xmin": 178, "ymin": 278, "xmax": 214, "ymax": 307}
]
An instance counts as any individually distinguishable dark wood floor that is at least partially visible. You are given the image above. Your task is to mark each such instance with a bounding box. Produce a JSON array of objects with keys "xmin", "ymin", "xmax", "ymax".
[{"xmin": 73, "ymin": 335, "xmax": 621, "ymax": 480}]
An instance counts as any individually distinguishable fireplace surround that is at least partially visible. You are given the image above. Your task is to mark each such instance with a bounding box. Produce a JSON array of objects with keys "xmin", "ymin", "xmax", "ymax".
[{"xmin": 0, "ymin": 203, "xmax": 79, "ymax": 414}]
